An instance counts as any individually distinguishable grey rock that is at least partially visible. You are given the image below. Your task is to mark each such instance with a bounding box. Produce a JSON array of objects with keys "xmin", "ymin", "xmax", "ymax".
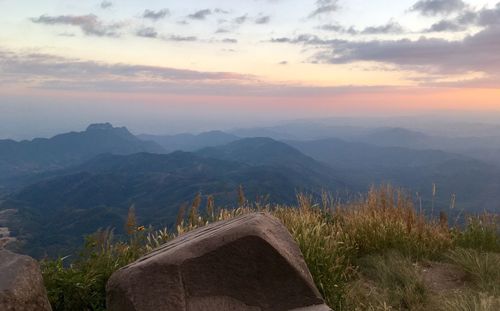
[
  {"xmin": 107, "ymin": 212, "xmax": 331, "ymax": 311},
  {"xmin": 0, "ymin": 249, "xmax": 52, "ymax": 311}
]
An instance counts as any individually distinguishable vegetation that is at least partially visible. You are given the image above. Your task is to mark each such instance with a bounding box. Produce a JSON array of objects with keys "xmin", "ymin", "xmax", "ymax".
[{"xmin": 41, "ymin": 186, "xmax": 500, "ymax": 311}]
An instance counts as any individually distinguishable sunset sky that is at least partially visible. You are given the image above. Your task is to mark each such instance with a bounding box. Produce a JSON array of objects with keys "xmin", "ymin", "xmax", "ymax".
[{"xmin": 1, "ymin": 0, "xmax": 500, "ymax": 137}]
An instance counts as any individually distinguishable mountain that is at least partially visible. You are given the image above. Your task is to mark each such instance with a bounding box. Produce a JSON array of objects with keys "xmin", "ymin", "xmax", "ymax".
[
  {"xmin": 352, "ymin": 127, "xmax": 431, "ymax": 148},
  {"xmin": 229, "ymin": 128, "xmax": 298, "ymax": 140},
  {"xmin": 197, "ymin": 137, "xmax": 347, "ymax": 189},
  {"xmin": 287, "ymin": 137, "xmax": 461, "ymax": 169},
  {"xmin": 350, "ymin": 127, "xmax": 500, "ymax": 167},
  {"xmin": 1, "ymin": 139, "xmax": 346, "ymax": 257},
  {"xmin": 230, "ymin": 123, "xmax": 370, "ymax": 141},
  {"xmin": 0, "ymin": 123, "xmax": 165, "ymax": 189},
  {"xmin": 138, "ymin": 131, "xmax": 239, "ymax": 153},
  {"xmin": 287, "ymin": 138, "xmax": 500, "ymax": 212}
]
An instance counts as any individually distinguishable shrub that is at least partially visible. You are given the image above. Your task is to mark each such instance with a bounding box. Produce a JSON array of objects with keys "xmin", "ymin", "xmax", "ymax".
[{"xmin": 42, "ymin": 229, "xmax": 143, "ymax": 311}]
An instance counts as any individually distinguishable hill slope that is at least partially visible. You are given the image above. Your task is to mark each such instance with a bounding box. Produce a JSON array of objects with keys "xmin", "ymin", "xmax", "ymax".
[
  {"xmin": 198, "ymin": 137, "xmax": 346, "ymax": 188},
  {"xmin": 2, "ymin": 139, "xmax": 346, "ymax": 257}
]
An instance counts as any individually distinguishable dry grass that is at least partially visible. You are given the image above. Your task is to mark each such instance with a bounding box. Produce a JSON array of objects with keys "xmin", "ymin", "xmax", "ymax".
[
  {"xmin": 42, "ymin": 186, "xmax": 500, "ymax": 311},
  {"xmin": 438, "ymin": 291, "xmax": 500, "ymax": 311},
  {"xmin": 345, "ymin": 252, "xmax": 429, "ymax": 310},
  {"xmin": 337, "ymin": 186, "xmax": 453, "ymax": 259},
  {"xmin": 447, "ymin": 248, "xmax": 500, "ymax": 295}
]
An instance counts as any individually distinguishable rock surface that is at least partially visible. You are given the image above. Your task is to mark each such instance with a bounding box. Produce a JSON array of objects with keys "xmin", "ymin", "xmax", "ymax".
[
  {"xmin": 107, "ymin": 212, "xmax": 331, "ymax": 311},
  {"xmin": 0, "ymin": 249, "xmax": 52, "ymax": 311}
]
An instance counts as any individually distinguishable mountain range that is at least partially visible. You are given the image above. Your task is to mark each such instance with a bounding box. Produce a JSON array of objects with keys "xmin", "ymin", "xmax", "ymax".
[
  {"xmin": 1, "ymin": 122, "xmax": 499, "ymax": 258},
  {"xmin": 138, "ymin": 131, "xmax": 239, "ymax": 153},
  {"xmin": 1, "ymin": 137, "xmax": 344, "ymax": 257},
  {"xmin": 287, "ymin": 138, "xmax": 500, "ymax": 211},
  {"xmin": 0, "ymin": 123, "xmax": 164, "ymax": 192}
]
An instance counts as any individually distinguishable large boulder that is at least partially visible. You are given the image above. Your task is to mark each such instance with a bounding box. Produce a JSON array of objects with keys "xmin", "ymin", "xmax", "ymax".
[
  {"xmin": 0, "ymin": 249, "xmax": 52, "ymax": 311},
  {"xmin": 107, "ymin": 212, "xmax": 331, "ymax": 311}
]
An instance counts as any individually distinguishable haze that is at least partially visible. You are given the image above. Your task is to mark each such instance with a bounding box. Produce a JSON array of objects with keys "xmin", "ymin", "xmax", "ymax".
[{"xmin": 1, "ymin": 0, "xmax": 500, "ymax": 138}]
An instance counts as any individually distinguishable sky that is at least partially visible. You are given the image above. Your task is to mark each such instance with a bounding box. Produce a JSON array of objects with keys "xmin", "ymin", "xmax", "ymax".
[{"xmin": 1, "ymin": 0, "xmax": 500, "ymax": 138}]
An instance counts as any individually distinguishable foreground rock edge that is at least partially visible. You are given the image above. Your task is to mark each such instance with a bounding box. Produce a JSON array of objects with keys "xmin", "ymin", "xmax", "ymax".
[
  {"xmin": 106, "ymin": 212, "xmax": 332, "ymax": 311},
  {"xmin": 0, "ymin": 249, "xmax": 52, "ymax": 311}
]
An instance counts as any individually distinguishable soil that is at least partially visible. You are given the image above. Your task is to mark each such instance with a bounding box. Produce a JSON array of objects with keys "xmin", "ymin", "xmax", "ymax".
[{"xmin": 419, "ymin": 262, "xmax": 467, "ymax": 292}]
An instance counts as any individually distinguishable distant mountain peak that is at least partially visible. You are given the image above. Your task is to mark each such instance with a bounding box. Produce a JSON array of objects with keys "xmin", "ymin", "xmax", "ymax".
[
  {"xmin": 374, "ymin": 127, "xmax": 427, "ymax": 138},
  {"xmin": 86, "ymin": 123, "xmax": 116, "ymax": 131}
]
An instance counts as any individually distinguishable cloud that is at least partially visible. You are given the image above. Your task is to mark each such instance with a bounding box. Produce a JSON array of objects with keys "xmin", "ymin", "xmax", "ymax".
[
  {"xmin": 143, "ymin": 9, "xmax": 170, "ymax": 21},
  {"xmin": 0, "ymin": 48, "xmax": 388, "ymax": 97},
  {"xmin": 188, "ymin": 9, "xmax": 212, "ymax": 20},
  {"xmin": 270, "ymin": 2, "xmax": 500, "ymax": 86},
  {"xmin": 410, "ymin": 0, "xmax": 466, "ymax": 16},
  {"xmin": 319, "ymin": 23, "xmax": 352, "ymax": 33},
  {"xmin": 271, "ymin": 34, "xmax": 327, "ymax": 44},
  {"xmin": 271, "ymin": 19, "xmax": 500, "ymax": 87},
  {"xmin": 319, "ymin": 21, "xmax": 404, "ymax": 35},
  {"xmin": 361, "ymin": 22, "xmax": 405, "ymax": 35},
  {"xmin": 424, "ymin": 19, "xmax": 467, "ymax": 32},
  {"xmin": 318, "ymin": 27, "xmax": 500, "ymax": 78},
  {"xmin": 136, "ymin": 27, "xmax": 158, "ymax": 38},
  {"xmin": 0, "ymin": 49, "xmax": 249, "ymax": 85},
  {"xmin": 477, "ymin": 3, "xmax": 500, "ymax": 26},
  {"xmin": 100, "ymin": 1, "xmax": 112, "ymax": 9},
  {"xmin": 255, "ymin": 16, "xmax": 271, "ymax": 24},
  {"xmin": 135, "ymin": 28, "xmax": 197, "ymax": 41},
  {"xmin": 421, "ymin": 4, "xmax": 500, "ymax": 32},
  {"xmin": 214, "ymin": 9, "xmax": 230, "ymax": 14},
  {"xmin": 309, "ymin": 0, "xmax": 340, "ymax": 18},
  {"xmin": 221, "ymin": 38, "xmax": 238, "ymax": 43},
  {"xmin": 215, "ymin": 28, "xmax": 230, "ymax": 34},
  {"xmin": 31, "ymin": 14, "xmax": 122, "ymax": 37},
  {"xmin": 166, "ymin": 35, "xmax": 197, "ymax": 42},
  {"xmin": 233, "ymin": 14, "xmax": 248, "ymax": 24}
]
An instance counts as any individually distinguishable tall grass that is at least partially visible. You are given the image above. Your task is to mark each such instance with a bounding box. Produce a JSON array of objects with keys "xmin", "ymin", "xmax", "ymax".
[
  {"xmin": 453, "ymin": 214, "xmax": 500, "ymax": 253},
  {"xmin": 41, "ymin": 186, "xmax": 499, "ymax": 311},
  {"xmin": 447, "ymin": 248, "xmax": 500, "ymax": 295},
  {"xmin": 274, "ymin": 196, "xmax": 356, "ymax": 308},
  {"xmin": 338, "ymin": 186, "xmax": 452, "ymax": 259}
]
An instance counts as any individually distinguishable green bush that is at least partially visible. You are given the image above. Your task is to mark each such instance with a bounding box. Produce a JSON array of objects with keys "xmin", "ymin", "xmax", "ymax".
[{"xmin": 42, "ymin": 229, "xmax": 142, "ymax": 311}]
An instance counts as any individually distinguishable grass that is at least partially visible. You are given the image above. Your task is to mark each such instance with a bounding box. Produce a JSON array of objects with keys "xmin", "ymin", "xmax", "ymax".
[
  {"xmin": 338, "ymin": 186, "xmax": 452, "ymax": 259},
  {"xmin": 438, "ymin": 291, "xmax": 500, "ymax": 311},
  {"xmin": 41, "ymin": 186, "xmax": 500, "ymax": 311},
  {"xmin": 42, "ymin": 229, "xmax": 141, "ymax": 311},
  {"xmin": 447, "ymin": 248, "xmax": 500, "ymax": 295},
  {"xmin": 453, "ymin": 214, "xmax": 500, "ymax": 253},
  {"xmin": 354, "ymin": 252, "xmax": 428, "ymax": 310}
]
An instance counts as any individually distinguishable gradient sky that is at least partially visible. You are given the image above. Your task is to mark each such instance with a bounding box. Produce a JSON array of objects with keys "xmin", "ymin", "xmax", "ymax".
[{"xmin": 1, "ymin": 0, "xmax": 500, "ymax": 138}]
